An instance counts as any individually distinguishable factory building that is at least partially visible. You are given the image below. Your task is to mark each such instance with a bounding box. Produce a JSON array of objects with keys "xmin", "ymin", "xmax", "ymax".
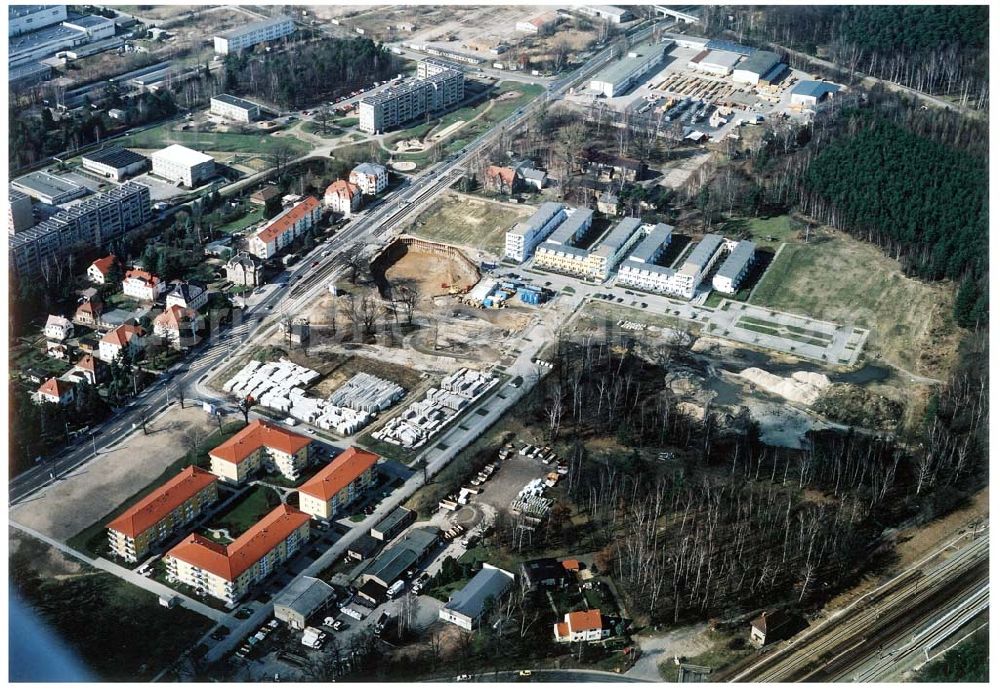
[
  {"xmin": 688, "ymin": 49, "xmax": 742, "ymax": 76},
  {"xmin": 8, "ymin": 188, "xmax": 35, "ymax": 235},
  {"xmin": 9, "ymin": 5, "xmax": 68, "ymax": 37},
  {"xmin": 210, "ymin": 93, "xmax": 262, "ymax": 123},
  {"xmin": 12, "ymin": 171, "xmax": 86, "ymax": 205},
  {"xmin": 790, "ymin": 80, "xmax": 841, "ymax": 107},
  {"xmin": 516, "ymin": 11, "xmax": 559, "ymax": 34},
  {"xmin": 9, "ymin": 182, "xmax": 151, "ymax": 276},
  {"xmin": 712, "ymin": 240, "xmax": 756, "ymax": 294},
  {"xmin": 82, "ymin": 147, "xmax": 149, "ymax": 182},
  {"xmin": 151, "ymin": 144, "xmax": 216, "ymax": 188},
  {"xmin": 733, "ymin": 50, "xmax": 785, "ymax": 85},
  {"xmin": 588, "ymin": 41, "xmax": 669, "ymax": 98},
  {"xmin": 61, "ymin": 14, "xmax": 115, "ymax": 42},
  {"xmin": 504, "ymin": 201, "xmax": 566, "ymax": 262},
  {"xmin": 213, "ymin": 14, "xmax": 294, "ymax": 55},
  {"xmin": 9, "ymin": 61, "xmax": 52, "ymax": 91},
  {"xmin": 359, "ymin": 62, "xmax": 464, "ymax": 134},
  {"xmin": 576, "ymin": 5, "xmax": 634, "ymax": 24}
]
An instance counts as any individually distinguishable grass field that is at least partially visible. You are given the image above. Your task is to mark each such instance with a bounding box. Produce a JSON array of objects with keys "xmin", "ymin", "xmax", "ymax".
[
  {"xmin": 749, "ymin": 227, "xmax": 960, "ymax": 377},
  {"xmin": 209, "ymin": 485, "xmax": 281, "ymax": 536},
  {"xmin": 406, "ymin": 192, "xmax": 532, "ymax": 254},
  {"xmin": 11, "ymin": 534, "xmax": 212, "ymax": 682},
  {"xmin": 217, "ymin": 206, "xmax": 264, "ymax": 235},
  {"xmin": 120, "ymin": 124, "xmax": 312, "ymax": 158}
]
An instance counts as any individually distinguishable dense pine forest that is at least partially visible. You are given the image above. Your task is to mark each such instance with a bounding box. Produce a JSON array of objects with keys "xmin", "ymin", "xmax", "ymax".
[
  {"xmin": 222, "ymin": 37, "xmax": 401, "ymax": 109},
  {"xmin": 800, "ymin": 116, "xmax": 988, "ymax": 327}
]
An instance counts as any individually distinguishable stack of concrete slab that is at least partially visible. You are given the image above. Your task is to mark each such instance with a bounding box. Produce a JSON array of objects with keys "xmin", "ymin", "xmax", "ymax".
[
  {"xmin": 315, "ymin": 406, "xmax": 371, "ymax": 435},
  {"xmin": 327, "ymin": 372, "xmax": 405, "ymax": 413},
  {"xmin": 223, "ymin": 359, "xmax": 321, "ymax": 399},
  {"xmin": 440, "ymin": 368, "xmax": 497, "ymax": 399}
]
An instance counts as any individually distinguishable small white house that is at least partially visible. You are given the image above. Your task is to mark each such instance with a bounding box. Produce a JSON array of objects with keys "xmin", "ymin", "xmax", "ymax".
[{"xmin": 44, "ymin": 315, "xmax": 74, "ymax": 341}]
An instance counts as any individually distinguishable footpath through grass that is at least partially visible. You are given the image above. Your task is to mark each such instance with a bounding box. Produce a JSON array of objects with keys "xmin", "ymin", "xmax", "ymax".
[
  {"xmin": 120, "ymin": 123, "xmax": 311, "ymax": 157},
  {"xmin": 207, "ymin": 484, "xmax": 281, "ymax": 536}
]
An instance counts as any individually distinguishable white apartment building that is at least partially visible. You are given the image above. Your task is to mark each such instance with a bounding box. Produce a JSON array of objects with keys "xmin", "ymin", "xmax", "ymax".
[
  {"xmin": 323, "ymin": 180, "xmax": 361, "ymax": 218},
  {"xmin": 122, "ymin": 268, "xmax": 164, "ymax": 302},
  {"xmin": 210, "ymin": 94, "xmax": 262, "ymax": 123},
  {"xmin": 151, "ymin": 145, "xmax": 215, "ymax": 188},
  {"xmin": 712, "ymin": 240, "xmax": 756, "ymax": 294},
  {"xmin": 8, "ymin": 188, "xmax": 33, "ymax": 234},
  {"xmin": 349, "ymin": 162, "xmax": 389, "ymax": 196},
  {"xmin": 247, "ymin": 196, "xmax": 322, "ymax": 260},
  {"xmin": 359, "ymin": 62, "xmax": 464, "ymax": 134},
  {"xmin": 670, "ymin": 234, "xmax": 726, "ymax": 298},
  {"xmin": 616, "ymin": 223, "xmax": 676, "ymax": 293},
  {"xmin": 213, "ymin": 14, "xmax": 294, "ymax": 55},
  {"xmin": 505, "ymin": 202, "xmax": 566, "ymax": 262}
]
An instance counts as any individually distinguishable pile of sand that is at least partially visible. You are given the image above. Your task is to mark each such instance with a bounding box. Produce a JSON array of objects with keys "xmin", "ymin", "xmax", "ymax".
[{"xmin": 738, "ymin": 367, "xmax": 831, "ymax": 406}]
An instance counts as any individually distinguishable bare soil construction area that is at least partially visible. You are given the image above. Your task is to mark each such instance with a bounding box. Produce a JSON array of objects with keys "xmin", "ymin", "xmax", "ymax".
[
  {"xmin": 372, "ymin": 238, "xmax": 481, "ymax": 308},
  {"xmin": 10, "ymin": 404, "xmax": 217, "ymax": 541}
]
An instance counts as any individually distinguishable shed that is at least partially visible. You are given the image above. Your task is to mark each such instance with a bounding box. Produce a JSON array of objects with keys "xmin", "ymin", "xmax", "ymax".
[
  {"xmin": 439, "ymin": 564, "xmax": 516, "ymax": 631},
  {"xmin": 273, "ymin": 576, "xmax": 337, "ymax": 629},
  {"xmin": 370, "ymin": 506, "xmax": 415, "ymax": 542},
  {"xmin": 347, "ymin": 534, "xmax": 381, "ymax": 561}
]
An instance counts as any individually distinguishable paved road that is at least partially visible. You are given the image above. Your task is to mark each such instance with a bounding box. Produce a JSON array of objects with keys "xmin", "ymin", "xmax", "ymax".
[{"xmin": 429, "ymin": 669, "xmax": 644, "ymax": 683}]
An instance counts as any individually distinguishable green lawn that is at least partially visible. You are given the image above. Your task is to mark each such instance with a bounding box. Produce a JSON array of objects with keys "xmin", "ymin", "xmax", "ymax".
[
  {"xmin": 406, "ymin": 192, "xmax": 532, "ymax": 254},
  {"xmin": 301, "ymin": 122, "xmax": 344, "ymax": 138},
  {"xmin": 11, "ymin": 535, "xmax": 213, "ymax": 682},
  {"xmin": 119, "ymin": 123, "xmax": 311, "ymax": 157},
  {"xmin": 217, "ymin": 207, "xmax": 264, "ymax": 235},
  {"xmin": 209, "ymin": 485, "xmax": 281, "ymax": 537}
]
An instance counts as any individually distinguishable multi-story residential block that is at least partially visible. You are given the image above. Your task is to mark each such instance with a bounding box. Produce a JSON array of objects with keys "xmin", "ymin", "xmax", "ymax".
[
  {"xmin": 359, "ymin": 62, "xmax": 464, "ymax": 134},
  {"xmin": 247, "ymin": 196, "xmax": 322, "ymax": 259},
  {"xmin": 44, "ymin": 314, "xmax": 73, "ymax": 341},
  {"xmin": 670, "ymin": 234, "xmax": 726, "ymax": 299},
  {"xmin": 122, "ymin": 268, "xmax": 164, "ymax": 302},
  {"xmin": 213, "ymin": 14, "xmax": 294, "ymax": 55},
  {"xmin": 34, "ymin": 377, "xmax": 75, "ymax": 406},
  {"xmin": 99, "ymin": 323, "xmax": 144, "ymax": 363},
  {"xmin": 10, "ymin": 182, "xmax": 151, "ymax": 276},
  {"xmin": 712, "ymin": 240, "xmax": 756, "ymax": 294},
  {"xmin": 532, "ymin": 208, "xmax": 594, "ymax": 276},
  {"xmin": 554, "ymin": 609, "xmax": 609, "ymax": 643},
  {"xmin": 208, "ymin": 419, "xmax": 312, "ymax": 485},
  {"xmin": 106, "ymin": 466, "xmax": 219, "ymax": 563},
  {"xmin": 505, "ymin": 202, "xmax": 566, "ymax": 262},
  {"xmin": 210, "ymin": 94, "xmax": 262, "ymax": 122},
  {"xmin": 165, "ymin": 504, "xmax": 310, "ymax": 606},
  {"xmin": 615, "ymin": 223, "xmax": 676, "ymax": 293},
  {"xmin": 323, "ymin": 180, "xmax": 362, "ymax": 218},
  {"xmin": 151, "ymin": 145, "xmax": 215, "ymax": 188},
  {"xmin": 8, "ymin": 188, "xmax": 34, "ymax": 234},
  {"xmin": 585, "ymin": 217, "xmax": 646, "ymax": 280},
  {"xmin": 297, "ymin": 447, "xmax": 379, "ymax": 520},
  {"xmin": 349, "ymin": 163, "xmax": 389, "ymax": 196},
  {"xmin": 81, "ymin": 147, "xmax": 149, "ymax": 182}
]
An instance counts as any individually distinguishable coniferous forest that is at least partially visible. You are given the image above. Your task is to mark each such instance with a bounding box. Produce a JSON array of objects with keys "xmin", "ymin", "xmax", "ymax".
[{"xmin": 800, "ymin": 116, "xmax": 988, "ymax": 327}]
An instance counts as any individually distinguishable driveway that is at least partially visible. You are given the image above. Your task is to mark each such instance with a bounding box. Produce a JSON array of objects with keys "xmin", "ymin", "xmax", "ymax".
[{"xmin": 626, "ymin": 624, "xmax": 714, "ymax": 682}]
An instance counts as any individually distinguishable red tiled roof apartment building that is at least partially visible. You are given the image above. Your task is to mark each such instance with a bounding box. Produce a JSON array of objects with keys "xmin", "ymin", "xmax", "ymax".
[
  {"xmin": 106, "ymin": 466, "xmax": 219, "ymax": 563},
  {"xmin": 208, "ymin": 419, "xmax": 313, "ymax": 485},
  {"xmin": 247, "ymin": 196, "xmax": 322, "ymax": 260},
  {"xmin": 297, "ymin": 447, "xmax": 379, "ymax": 519},
  {"xmin": 165, "ymin": 504, "xmax": 311, "ymax": 606}
]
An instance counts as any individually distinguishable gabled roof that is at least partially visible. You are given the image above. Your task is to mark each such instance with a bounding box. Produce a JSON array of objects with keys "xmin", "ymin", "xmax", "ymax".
[
  {"xmin": 325, "ymin": 180, "xmax": 359, "ymax": 200},
  {"xmin": 255, "ymin": 196, "xmax": 321, "ymax": 244},
  {"xmin": 486, "ymin": 165, "xmax": 517, "ymax": 186},
  {"xmin": 166, "ymin": 280, "xmax": 206, "ymax": 302},
  {"xmin": 209, "ymin": 419, "xmax": 311, "ymax": 465},
  {"xmin": 154, "ymin": 304, "xmax": 199, "ymax": 331},
  {"xmin": 76, "ymin": 354, "xmax": 101, "ymax": 372},
  {"xmin": 167, "ymin": 504, "xmax": 310, "ymax": 581},
  {"xmin": 351, "ymin": 162, "xmax": 386, "ymax": 177},
  {"xmin": 298, "ymin": 446, "xmax": 379, "ymax": 501},
  {"xmin": 790, "ymin": 80, "xmax": 840, "ymax": 99},
  {"xmin": 101, "ymin": 323, "xmax": 143, "ymax": 347},
  {"xmin": 566, "ymin": 609, "xmax": 603, "ymax": 632},
  {"xmin": 124, "ymin": 268, "xmax": 159, "ymax": 287},
  {"xmin": 45, "ymin": 314, "xmax": 72, "ymax": 330},
  {"xmin": 37, "ymin": 377, "xmax": 73, "ymax": 399},
  {"xmin": 89, "ymin": 254, "xmax": 117, "ymax": 275},
  {"xmin": 107, "ymin": 466, "xmax": 217, "ymax": 538},
  {"xmin": 443, "ymin": 564, "xmax": 515, "ymax": 619},
  {"xmin": 76, "ymin": 297, "xmax": 103, "ymax": 316}
]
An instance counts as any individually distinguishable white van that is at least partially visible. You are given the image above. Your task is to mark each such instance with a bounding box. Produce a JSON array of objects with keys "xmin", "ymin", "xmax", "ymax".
[{"xmin": 386, "ymin": 580, "xmax": 405, "ymax": 598}]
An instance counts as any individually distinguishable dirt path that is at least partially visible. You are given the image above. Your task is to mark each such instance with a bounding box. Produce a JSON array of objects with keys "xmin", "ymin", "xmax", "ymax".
[{"xmin": 627, "ymin": 624, "xmax": 714, "ymax": 681}]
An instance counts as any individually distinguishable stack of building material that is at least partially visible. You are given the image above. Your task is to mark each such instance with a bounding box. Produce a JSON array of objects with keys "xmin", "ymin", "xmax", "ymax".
[
  {"xmin": 327, "ymin": 372, "xmax": 405, "ymax": 413},
  {"xmin": 440, "ymin": 368, "xmax": 497, "ymax": 399}
]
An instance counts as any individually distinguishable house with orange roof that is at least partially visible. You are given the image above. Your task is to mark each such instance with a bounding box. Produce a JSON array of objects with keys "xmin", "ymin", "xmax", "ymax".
[
  {"xmin": 153, "ymin": 304, "xmax": 202, "ymax": 349},
  {"xmin": 34, "ymin": 377, "xmax": 75, "ymax": 406},
  {"xmin": 98, "ymin": 323, "xmax": 144, "ymax": 363},
  {"xmin": 74, "ymin": 296, "xmax": 103, "ymax": 326},
  {"xmin": 65, "ymin": 354, "xmax": 109, "ymax": 385},
  {"xmin": 323, "ymin": 179, "xmax": 362, "ymax": 218},
  {"xmin": 208, "ymin": 419, "xmax": 313, "ymax": 485},
  {"xmin": 485, "ymin": 165, "xmax": 518, "ymax": 195},
  {"xmin": 165, "ymin": 504, "xmax": 311, "ymax": 605},
  {"xmin": 553, "ymin": 608, "xmax": 609, "ymax": 643},
  {"xmin": 247, "ymin": 196, "xmax": 322, "ymax": 260},
  {"xmin": 106, "ymin": 466, "xmax": 219, "ymax": 563},
  {"xmin": 297, "ymin": 446, "xmax": 379, "ymax": 519},
  {"xmin": 87, "ymin": 254, "xmax": 119, "ymax": 284},
  {"xmin": 122, "ymin": 267, "xmax": 166, "ymax": 302}
]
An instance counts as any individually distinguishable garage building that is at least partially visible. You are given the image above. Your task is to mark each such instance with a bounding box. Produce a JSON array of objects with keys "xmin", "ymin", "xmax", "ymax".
[
  {"xmin": 82, "ymin": 147, "xmax": 149, "ymax": 182},
  {"xmin": 273, "ymin": 576, "xmax": 337, "ymax": 629}
]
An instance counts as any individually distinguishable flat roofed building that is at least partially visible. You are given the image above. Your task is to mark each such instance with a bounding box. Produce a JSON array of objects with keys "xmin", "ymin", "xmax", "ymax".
[
  {"xmin": 9, "ymin": 61, "xmax": 52, "ymax": 91},
  {"xmin": 733, "ymin": 50, "xmax": 783, "ymax": 84},
  {"xmin": 165, "ymin": 504, "xmax": 311, "ymax": 606},
  {"xmin": 8, "ymin": 188, "xmax": 34, "ymax": 234},
  {"xmin": 347, "ymin": 534, "xmax": 381, "ymax": 561},
  {"xmin": 694, "ymin": 50, "xmax": 742, "ymax": 76},
  {"xmin": 505, "ymin": 201, "xmax": 566, "ymax": 262},
  {"xmin": 298, "ymin": 446, "xmax": 379, "ymax": 520},
  {"xmin": 587, "ymin": 216, "xmax": 645, "ymax": 280},
  {"xmin": 82, "ymin": 147, "xmax": 149, "ymax": 182},
  {"xmin": 106, "ymin": 466, "xmax": 219, "ymax": 563},
  {"xmin": 9, "ymin": 5, "xmax": 68, "ymax": 37},
  {"xmin": 214, "ymin": 14, "xmax": 294, "ymax": 55},
  {"xmin": 210, "ymin": 93, "xmax": 262, "ymax": 123},
  {"xmin": 439, "ymin": 564, "xmax": 516, "ymax": 631},
  {"xmin": 370, "ymin": 506, "xmax": 415, "ymax": 542},
  {"xmin": 151, "ymin": 145, "xmax": 215, "ymax": 188},
  {"xmin": 9, "ymin": 22, "xmax": 88, "ymax": 67},
  {"xmin": 361, "ymin": 527, "xmax": 439, "ymax": 588},
  {"xmin": 521, "ymin": 558, "xmax": 569, "ymax": 589},
  {"xmin": 577, "ymin": 5, "xmax": 634, "ymax": 23},
  {"xmin": 359, "ymin": 63, "xmax": 464, "ymax": 134},
  {"xmin": 712, "ymin": 240, "xmax": 756, "ymax": 294},
  {"xmin": 209, "ymin": 419, "xmax": 312, "ymax": 485},
  {"xmin": 62, "ymin": 14, "xmax": 115, "ymax": 41},
  {"xmin": 589, "ymin": 41, "xmax": 668, "ymax": 98},
  {"xmin": 273, "ymin": 576, "xmax": 337, "ymax": 629},
  {"xmin": 12, "ymin": 171, "xmax": 86, "ymax": 205}
]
